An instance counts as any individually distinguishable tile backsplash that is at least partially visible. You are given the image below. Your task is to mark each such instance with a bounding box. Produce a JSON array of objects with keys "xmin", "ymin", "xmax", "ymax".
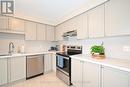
[
  {"xmin": 1, "ymin": 33, "xmax": 130, "ymax": 60},
  {"xmin": 58, "ymin": 36, "xmax": 130, "ymax": 60},
  {"xmin": 0, "ymin": 33, "xmax": 55, "ymax": 54}
]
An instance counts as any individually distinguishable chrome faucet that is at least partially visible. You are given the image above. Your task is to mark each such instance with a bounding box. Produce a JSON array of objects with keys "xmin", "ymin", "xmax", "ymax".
[{"xmin": 9, "ymin": 42, "xmax": 15, "ymax": 54}]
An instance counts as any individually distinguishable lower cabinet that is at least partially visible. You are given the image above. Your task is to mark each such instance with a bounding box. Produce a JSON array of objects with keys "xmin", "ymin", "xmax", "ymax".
[
  {"xmin": 52, "ymin": 53, "xmax": 56, "ymax": 72},
  {"xmin": 71, "ymin": 59, "xmax": 83, "ymax": 87},
  {"xmin": 83, "ymin": 62, "xmax": 100, "ymax": 87},
  {"xmin": 9, "ymin": 56, "xmax": 26, "ymax": 82},
  {"xmin": 71, "ymin": 58, "xmax": 130, "ymax": 87},
  {"xmin": 101, "ymin": 66, "xmax": 130, "ymax": 87},
  {"xmin": 0, "ymin": 58, "xmax": 8, "ymax": 86},
  {"xmin": 44, "ymin": 54, "xmax": 52, "ymax": 73},
  {"xmin": 0, "ymin": 56, "xmax": 26, "ymax": 86},
  {"xmin": 71, "ymin": 59, "xmax": 100, "ymax": 87}
]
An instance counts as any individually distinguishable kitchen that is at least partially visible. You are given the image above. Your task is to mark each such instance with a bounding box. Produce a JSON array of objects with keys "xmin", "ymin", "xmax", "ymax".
[{"xmin": 0, "ymin": 0, "xmax": 130, "ymax": 87}]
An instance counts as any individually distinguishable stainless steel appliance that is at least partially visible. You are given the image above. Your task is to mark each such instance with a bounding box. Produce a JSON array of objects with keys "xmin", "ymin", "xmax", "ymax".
[
  {"xmin": 62, "ymin": 30, "xmax": 77, "ymax": 37},
  {"xmin": 56, "ymin": 46, "xmax": 82, "ymax": 85},
  {"xmin": 26, "ymin": 55, "xmax": 44, "ymax": 79}
]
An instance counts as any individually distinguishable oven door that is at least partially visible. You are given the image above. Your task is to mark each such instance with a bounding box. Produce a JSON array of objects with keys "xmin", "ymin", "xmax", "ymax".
[{"xmin": 56, "ymin": 55, "xmax": 70, "ymax": 75}]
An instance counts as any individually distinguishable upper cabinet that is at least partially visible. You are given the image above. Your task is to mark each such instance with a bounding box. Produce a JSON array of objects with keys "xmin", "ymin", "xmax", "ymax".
[
  {"xmin": 46, "ymin": 25, "xmax": 55, "ymax": 41},
  {"xmin": 55, "ymin": 25, "xmax": 64, "ymax": 41},
  {"xmin": 9, "ymin": 18, "xmax": 25, "ymax": 33},
  {"xmin": 76, "ymin": 13, "xmax": 88, "ymax": 39},
  {"xmin": 0, "ymin": 16, "xmax": 9, "ymax": 30},
  {"xmin": 105, "ymin": 0, "xmax": 130, "ymax": 36},
  {"xmin": 25, "ymin": 21, "xmax": 55, "ymax": 41},
  {"xmin": 88, "ymin": 4, "xmax": 105, "ymax": 38},
  {"xmin": 65, "ymin": 18, "xmax": 76, "ymax": 32},
  {"xmin": 37, "ymin": 24, "xmax": 46, "ymax": 40},
  {"xmin": 0, "ymin": 16, "xmax": 25, "ymax": 34},
  {"xmin": 25, "ymin": 21, "xmax": 37, "ymax": 40}
]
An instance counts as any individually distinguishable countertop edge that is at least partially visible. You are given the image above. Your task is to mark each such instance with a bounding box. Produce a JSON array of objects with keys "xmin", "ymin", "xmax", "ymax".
[
  {"xmin": 70, "ymin": 54, "xmax": 130, "ymax": 73},
  {"xmin": 0, "ymin": 51, "xmax": 61, "ymax": 59}
]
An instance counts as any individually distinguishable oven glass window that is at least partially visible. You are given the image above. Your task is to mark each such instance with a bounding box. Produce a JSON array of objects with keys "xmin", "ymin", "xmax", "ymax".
[{"xmin": 56, "ymin": 55, "xmax": 70, "ymax": 74}]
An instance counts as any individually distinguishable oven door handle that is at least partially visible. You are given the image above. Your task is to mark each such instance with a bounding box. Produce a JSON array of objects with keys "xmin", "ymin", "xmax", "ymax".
[
  {"xmin": 57, "ymin": 55, "xmax": 69, "ymax": 60},
  {"xmin": 62, "ymin": 56, "xmax": 69, "ymax": 60}
]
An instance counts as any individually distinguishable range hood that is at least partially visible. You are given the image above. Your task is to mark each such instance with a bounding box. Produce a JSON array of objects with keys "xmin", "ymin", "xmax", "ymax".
[{"xmin": 62, "ymin": 30, "xmax": 77, "ymax": 37}]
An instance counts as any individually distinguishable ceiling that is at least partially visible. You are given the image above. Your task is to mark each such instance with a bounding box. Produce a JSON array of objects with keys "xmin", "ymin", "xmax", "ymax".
[{"xmin": 15, "ymin": 0, "xmax": 107, "ymax": 25}]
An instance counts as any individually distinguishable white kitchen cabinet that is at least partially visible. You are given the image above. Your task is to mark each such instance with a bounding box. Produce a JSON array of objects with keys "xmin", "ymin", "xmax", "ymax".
[
  {"xmin": 46, "ymin": 25, "xmax": 55, "ymax": 41},
  {"xmin": 102, "ymin": 66, "xmax": 130, "ymax": 87},
  {"xmin": 55, "ymin": 25, "xmax": 64, "ymax": 41},
  {"xmin": 105, "ymin": 0, "xmax": 130, "ymax": 36},
  {"xmin": 44, "ymin": 54, "xmax": 52, "ymax": 73},
  {"xmin": 37, "ymin": 24, "xmax": 46, "ymax": 40},
  {"xmin": 88, "ymin": 4, "xmax": 105, "ymax": 38},
  {"xmin": 64, "ymin": 18, "xmax": 76, "ymax": 32},
  {"xmin": 9, "ymin": 18, "xmax": 25, "ymax": 32},
  {"xmin": 0, "ymin": 58, "xmax": 8, "ymax": 86},
  {"xmin": 52, "ymin": 53, "xmax": 56, "ymax": 72},
  {"xmin": 72, "ymin": 58, "xmax": 100, "ymax": 87},
  {"xmin": 0, "ymin": 16, "xmax": 9, "ymax": 30},
  {"xmin": 25, "ymin": 21, "xmax": 37, "ymax": 40},
  {"xmin": 71, "ymin": 59, "xmax": 83, "ymax": 87},
  {"xmin": 10, "ymin": 56, "xmax": 26, "ymax": 82},
  {"xmin": 76, "ymin": 13, "xmax": 88, "ymax": 39},
  {"xmin": 83, "ymin": 62, "xmax": 100, "ymax": 87}
]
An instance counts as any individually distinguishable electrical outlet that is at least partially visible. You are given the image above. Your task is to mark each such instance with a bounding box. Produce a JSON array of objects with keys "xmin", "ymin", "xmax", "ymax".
[{"xmin": 123, "ymin": 46, "xmax": 130, "ymax": 52}]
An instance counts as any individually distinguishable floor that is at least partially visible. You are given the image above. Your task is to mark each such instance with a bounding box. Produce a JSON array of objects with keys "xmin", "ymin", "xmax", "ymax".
[{"xmin": 9, "ymin": 72, "xmax": 70, "ymax": 87}]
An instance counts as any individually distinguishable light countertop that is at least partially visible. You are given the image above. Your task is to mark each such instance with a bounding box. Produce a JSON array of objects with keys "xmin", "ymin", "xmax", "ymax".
[
  {"xmin": 0, "ymin": 51, "xmax": 61, "ymax": 59},
  {"xmin": 70, "ymin": 54, "xmax": 130, "ymax": 73}
]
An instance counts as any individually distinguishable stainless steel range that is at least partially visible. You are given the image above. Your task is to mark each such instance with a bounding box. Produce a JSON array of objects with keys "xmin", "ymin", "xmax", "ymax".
[{"xmin": 56, "ymin": 46, "xmax": 82, "ymax": 85}]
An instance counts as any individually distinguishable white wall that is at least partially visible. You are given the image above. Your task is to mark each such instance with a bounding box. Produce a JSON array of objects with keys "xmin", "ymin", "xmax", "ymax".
[
  {"xmin": 1, "ymin": 33, "xmax": 130, "ymax": 60},
  {"xmin": 25, "ymin": 41, "xmax": 55, "ymax": 53},
  {"xmin": 58, "ymin": 36, "xmax": 130, "ymax": 60},
  {"xmin": 0, "ymin": 33, "xmax": 55, "ymax": 54},
  {"xmin": 0, "ymin": 33, "xmax": 25, "ymax": 54}
]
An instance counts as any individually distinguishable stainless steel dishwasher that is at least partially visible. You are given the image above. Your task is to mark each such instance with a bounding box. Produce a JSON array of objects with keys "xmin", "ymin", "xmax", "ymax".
[{"xmin": 26, "ymin": 55, "xmax": 44, "ymax": 79}]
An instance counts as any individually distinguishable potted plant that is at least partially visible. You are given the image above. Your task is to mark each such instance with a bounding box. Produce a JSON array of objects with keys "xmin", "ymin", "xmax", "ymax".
[{"xmin": 90, "ymin": 45, "xmax": 105, "ymax": 59}]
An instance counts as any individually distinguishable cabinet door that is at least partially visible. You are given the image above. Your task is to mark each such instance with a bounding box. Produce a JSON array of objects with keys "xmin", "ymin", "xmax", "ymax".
[
  {"xmin": 71, "ymin": 59, "xmax": 83, "ymax": 87},
  {"xmin": 25, "ymin": 21, "xmax": 37, "ymax": 40},
  {"xmin": 105, "ymin": 0, "xmax": 130, "ymax": 36},
  {"xmin": 46, "ymin": 25, "xmax": 54, "ymax": 41},
  {"xmin": 102, "ymin": 66, "xmax": 130, "ymax": 87},
  {"xmin": 55, "ymin": 25, "xmax": 64, "ymax": 41},
  {"xmin": 44, "ymin": 54, "xmax": 52, "ymax": 73},
  {"xmin": 88, "ymin": 4, "xmax": 105, "ymax": 38},
  {"xmin": 37, "ymin": 24, "xmax": 46, "ymax": 40},
  {"xmin": 9, "ymin": 18, "xmax": 25, "ymax": 32},
  {"xmin": 65, "ymin": 18, "xmax": 76, "ymax": 32},
  {"xmin": 52, "ymin": 53, "xmax": 56, "ymax": 72},
  {"xmin": 10, "ymin": 56, "xmax": 26, "ymax": 82},
  {"xmin": 83, "ymin": 62, "xmax": 100, "ymax": 87},
  {"xmin": 0, "ymin": 16, "xmax": 9, "ymax": 30},
  {"xmin": 0, "ymin": 58, "xmax": 8, "ymax": 86},
  {"xmin": 76, "ymin": 13, "xmax": 88, "ymax": 39}
]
